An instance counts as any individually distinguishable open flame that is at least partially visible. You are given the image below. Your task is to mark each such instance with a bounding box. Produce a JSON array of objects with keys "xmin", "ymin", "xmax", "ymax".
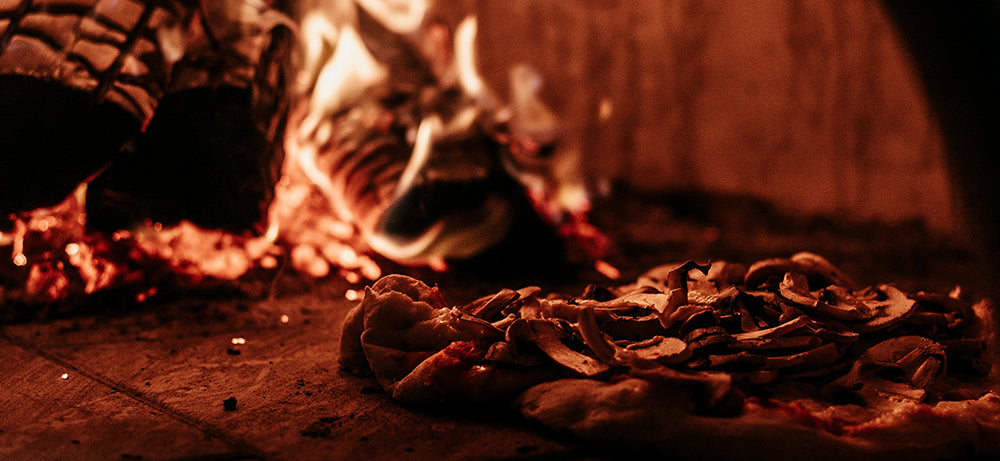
[
  {"xmin": 275, "ymin": 0, "xmax": 603, "ymax": 271},
  {"xmin": 1, "ymin": 0, "xmax": 608, "ymax": 307}
]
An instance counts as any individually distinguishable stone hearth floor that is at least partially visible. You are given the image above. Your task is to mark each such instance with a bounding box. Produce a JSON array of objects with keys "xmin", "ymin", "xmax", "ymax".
[{"xmin": 0, "ymin": 192, "xmax": 986, "ymax": 460}]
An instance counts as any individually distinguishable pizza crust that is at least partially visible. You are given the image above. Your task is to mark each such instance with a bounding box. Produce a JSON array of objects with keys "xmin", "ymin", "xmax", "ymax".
[{"xmin": 518, "ymin": 377, "xmax": 1000, "ymax": 460}]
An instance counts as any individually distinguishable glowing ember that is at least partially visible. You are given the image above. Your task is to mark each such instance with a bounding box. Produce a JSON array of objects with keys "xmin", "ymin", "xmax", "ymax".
[
  {"xmin": 594, "ymin": 260, "xmax": 621, "ymax": 281},
  {"xmin": 135, "ymin": 288, "xmax": 157, "ymax": 303}
]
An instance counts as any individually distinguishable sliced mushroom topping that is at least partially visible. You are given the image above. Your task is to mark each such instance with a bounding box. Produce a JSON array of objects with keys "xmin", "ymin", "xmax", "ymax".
[
  {"xmin": 686, "ymin": 326, "xmax": 729, "ymax": 343},
  {"xmin": 706, "ymin": 261, "xmax": 748, "ymax": 288},
  {"xmin": 821, "ymin": 336, "xmax": 946, "ymax": 407},
  {"xmin": 462, "ymin": 288, "xmax": 521, "ymax": 320},
  {"xmin": 576, "ymin": 306, "xmax": 620, "ymax": 364},
  {"xmin": 864, "ymin": 336, "xmax": 946, "ymax": 376},
  {"xmin": 624, "ymin": 336, "xmax": 691, "ymax": 365},
  {"xmin": 506, "ymin": 318, "xmax": 611, "ymax": 378},
  {"xmin": 732, "ymin": 315, "xmax": 811, "ymax": 341},
  {"xmin": 909, "ymin": 356, "xmax": 943, "ymax": 388},
  {"xmin": 733, "ymin": 303, "xmax": 762, "ymax": 332},
  {"xmin": 670, "ymin": 260, "xmax": 713, "ymax": 289},
  {"xmin": 685, "ymin": 326, "xmax": 733, "ymax": 352},
  {"xmin": 819, "ymin": 285, "xmax": 876, "ymax": 319},
  {"xmin": 661, "ymin": 304, "xmax": 714, "ymax": 330},
  {"xmin": 779, "ymin": 272, "xmax": 867, "ymax": 321},
  {"xmin": 764, "ymin": 342, "xmax": 839, "ymax": 370},
  {"xmin": 347, "ymin": 252, "xmax": 992, "ymax": 409},
  {"xmin": 578, "ymin": 283, "xmax": 617, "ymax": 301},
  {"xmin": 522, "ymin": 298, "xmax": 585, "ymax": 322},
  {"xmin": 803, "ymin": 320, "xmax": 860, "ymax": 343},
  {"xmin": 790, "ymin": 251, "xmax": 857, "ymax": 290},
  {"xmin": 778, "ymin": 272, "xmax": 819, "ymax": 307},
  {"xmin": 729, "ymin": 335, "xmax": 823, "ymax": 351},
  {"xmin": 688, "ymin": 286, "xmax": 740, "ymax": 307},
  {"xmin": 746, "ymin": 253, "xmax": 856, "ymax": 291},
  {"xmin": 778, "ymin": 301, "xmax": 807, "ymax": 323},
  {"xmin": 491, "ymin": 313, "xmax": 517, "ymax": 331},
  {"xmin": 648, "ymin": 261, "xmax": 712, "ymax": 327},
  {"xmin": 677, "ymin": 308, "xmax": 719, "ymax": 336},
  {"xmin": 601, "ymin": 311, "xmax": 666, "ymax": 339},
  {"xmin": 484, "ymin": 340, "xmax": 547, "ymax": 366},
  {"xmin": 732, "ymin": 369, "xmax": 781, "ymax": 384},
  {"xmin": 597, "ymin": 292, "xmax": 671, "ymax": 315},
  {"xmin": 707, "ymin": 351, "xmax": 768, "ymax": 371},
  {"xmin": 849, "ymin": 284, "xmax": 917, "ymax": 333},
  {"xmin": 446, "ymin": 308, "xmax": 506, "ymax": 341},
  {"xmin": 744, "ymin": 257, "xmax": 798, "ymax": 289}
]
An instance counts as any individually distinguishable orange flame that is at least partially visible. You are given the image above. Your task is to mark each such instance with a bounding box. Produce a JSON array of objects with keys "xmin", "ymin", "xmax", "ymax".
[{"xmin": 0, "ymin": 1, "xmax": 614, "ymax": 306}]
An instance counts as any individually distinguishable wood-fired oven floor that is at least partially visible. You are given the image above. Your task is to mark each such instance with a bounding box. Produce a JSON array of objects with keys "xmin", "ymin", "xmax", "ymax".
[
  {"xmin": 1, "ymin": 286, "xmax": 599, "ymax": 461},
  {"xmin": 0, "ymin": 192, "xmax": 985, "ymax": 460}
]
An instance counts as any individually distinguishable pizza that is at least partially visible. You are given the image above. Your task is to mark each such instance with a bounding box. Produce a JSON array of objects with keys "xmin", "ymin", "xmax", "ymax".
[{"xmin": 339, "ymin": 252, "xmax": 1000, "ymax": 460}]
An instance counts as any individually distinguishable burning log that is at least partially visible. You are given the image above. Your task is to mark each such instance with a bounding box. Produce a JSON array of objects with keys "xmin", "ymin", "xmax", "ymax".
[
  {"xmin": 87, "ymin": 1, "xmax": 297, "ymax": 233},
  {"xmin": 85, "ymin": 83, "xmax": 286, "ymax": 234},
  {"xmin": 1, "ymin": 1, "xmax": 299, "ymax": 311},
  {"xmin": 1, "ymin": 0, "xmax": 295, "ymax": 229},
  {"xmin": 0, "ymin": 0, "xmax": 183, "ymax": 216}
]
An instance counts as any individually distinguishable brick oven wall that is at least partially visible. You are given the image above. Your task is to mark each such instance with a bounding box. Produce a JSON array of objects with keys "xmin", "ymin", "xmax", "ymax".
[{"xmin": 461, "ymin": 0, "xmax": 957, "ymax": 236}]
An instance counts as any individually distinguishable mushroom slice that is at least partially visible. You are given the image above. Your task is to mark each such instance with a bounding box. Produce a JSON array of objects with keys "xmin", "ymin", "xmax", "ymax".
[
  {"xmin": 576, "ymin": 306, "xmax": 619, "ymax": 364},
  {"xmin": 507, "ymin": 318, "xmax": 611, "ymax": 378},
  {"xmin": 744, "ymin": 257, "xmax": 798, "ymax": 289},
  {"xmin": 706, "ymin": 261, "xmax": 748, "ymax": 288},
  {"xmin": 850, "ymin": 284, "xmax": 917, "ymax": 333},
  {"xmin": 779, "ymin": 272, "xmax": 867, "ymax": 320},
  {"xmin": 531, "ymin": 294, "xmax": 658, "ymax": 323},
  {"xmin": 732, "ymin": 315, "xmax": 811, "ymax": 341},
  {"xmin": 730, "ymin": 335, "xmax": 823, "ymax": 352},
  {"xmin": 732, "ymin": 369, "xmax": 781, "ymax": 384},
  {"xmin": 818, "ymin": 285, "xmax": 876, "ymax": 319},
  {"xmin": 865, "ymin": 335, "xmax": 947, "ymax": 387},
  {"xmin": 444, "ymin": 308, "xmax": 506, "ymax": 342},
  {"xmin": 462, "ymin": 288, "xmax": 521, "ymax": 320},
  {"xmin": 764, "ymin": 342, "xmax": 839, "ymax": 370},
  {"xmin": 598, "ymin": 292, "xmax": 671, "ymax": 315},
  {"xmin": 649, "ymin": 261, "xmax": 712, "ymax": 327},
  {"xmin": 602, "ymin": 312, "xmax": 666, "ymax": 339},
  {"xmin": 790, "ymin": 251, "xmax": 857, "ymax": 290},
  {"xmin": 746, "ymin": 253, "xmax": 855, "ymax": 290},
  {"xmin": 821, "ymin": 336, "xmax": 946, "ymax": 407},
  {"xmin": 688, "ymin": 286, "xmax": 740, "ymax": 307},
  {"xmin": 624, "ymin": 336, "xmax": 691, "ymax": 365},
  {"xmin": 685, "ymin": 327, "xmax": 733, "ymax": 352},
  {"xmin": 485, "ymin": 340, "xmax": 547, "ymax": 366},
  {"xmin": 707, "ymin": 351, "xmax": 768, "ymax": 371},
  {"xmin": 634, "ymin": 260, "xmax": 712, "ymax": 290},
  {"xmin": 803, "ymin": 320, "xmax": 860, "ymax": 343},
  {"xmin": 661, "ymin": 304, "xmax": 714, "ymax": 331}
]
